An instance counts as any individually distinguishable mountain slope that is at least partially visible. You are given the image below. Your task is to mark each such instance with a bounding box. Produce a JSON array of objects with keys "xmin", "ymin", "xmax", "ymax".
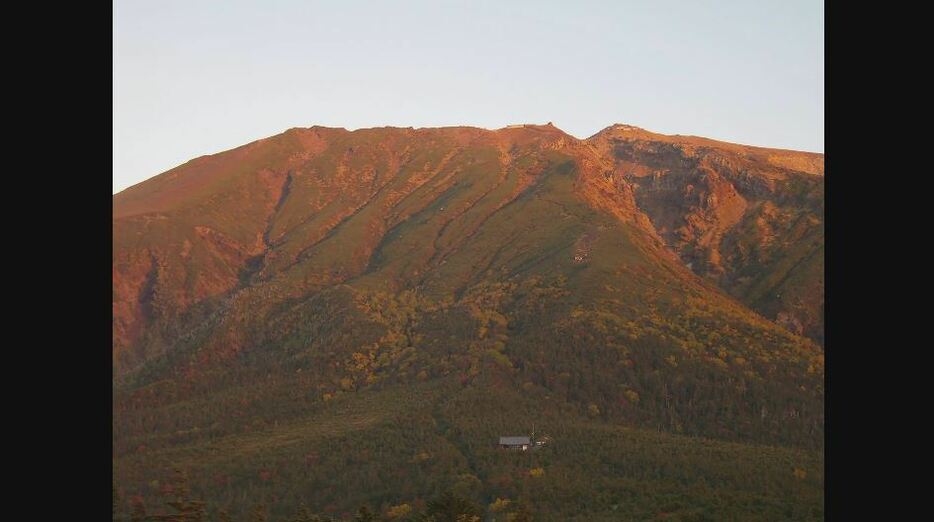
[{"xmin": 113, "ymin": 123, "xmax": 824, "ymax": 520}]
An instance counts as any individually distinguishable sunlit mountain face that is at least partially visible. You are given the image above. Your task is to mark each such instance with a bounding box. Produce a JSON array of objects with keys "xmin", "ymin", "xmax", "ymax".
[{"xmin": 113, "ymin": 123, "xmax": 824, "ymax": 521}]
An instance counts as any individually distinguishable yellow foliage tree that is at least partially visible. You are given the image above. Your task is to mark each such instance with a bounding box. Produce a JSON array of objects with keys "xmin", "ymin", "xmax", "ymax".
[
  {"xmin": 624, "ymin": 389, "xmax": 640, "ymax": 404},
  {"xmin": 489, "ymin": 498, "xmax": 512, "ymax": 512},
  {"xmin": 386, "ymin": 503, "xmax": 412, "ymax": 519}
]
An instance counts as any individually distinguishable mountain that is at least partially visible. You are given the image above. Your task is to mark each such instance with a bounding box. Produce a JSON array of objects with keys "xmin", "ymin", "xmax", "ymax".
[{"xmin": 113, "ymin": 123, "xmax": 824, "ymax": 520}]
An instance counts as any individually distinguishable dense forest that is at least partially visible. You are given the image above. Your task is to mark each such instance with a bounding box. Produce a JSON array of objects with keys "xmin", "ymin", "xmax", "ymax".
[{"xmin": 115, "ymin": 376, "xmax": 822, "ymax": 521}]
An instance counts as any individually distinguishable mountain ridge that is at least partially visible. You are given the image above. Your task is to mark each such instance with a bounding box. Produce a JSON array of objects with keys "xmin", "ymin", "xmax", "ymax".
[
  {"xmin": 114, "ymin": 122, "xmax": 823, "ymax": 370},
  {"xmin": 114, "ymin": 122, "xmax": 821, "ymax": 197}
]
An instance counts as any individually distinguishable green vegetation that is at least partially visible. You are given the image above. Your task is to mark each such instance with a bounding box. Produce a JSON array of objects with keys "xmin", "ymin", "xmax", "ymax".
[{"xmin": 115, "ymin": 380, "xmax": 821, "ymax": 521}]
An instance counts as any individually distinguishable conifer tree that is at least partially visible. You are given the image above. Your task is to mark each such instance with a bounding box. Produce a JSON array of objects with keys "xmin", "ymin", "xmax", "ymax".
[
  {"xmin": 425, "ymin": 491, "xmax": 481, "ymax": 521},
  {"xmin": 353, "ymin": 505, "xmax": 376, "ymax": 522}
]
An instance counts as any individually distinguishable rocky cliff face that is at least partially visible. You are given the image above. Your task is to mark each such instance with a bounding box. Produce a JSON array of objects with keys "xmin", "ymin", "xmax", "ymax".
[{"xmin": 587, "ymin": 124, "xmax": 824, "ymax": 343}]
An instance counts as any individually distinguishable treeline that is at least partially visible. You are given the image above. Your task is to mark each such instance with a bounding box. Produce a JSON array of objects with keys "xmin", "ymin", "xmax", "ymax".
[{"xmin": 115, "ymin": 470, "xmax": 533, "ymax": 522}]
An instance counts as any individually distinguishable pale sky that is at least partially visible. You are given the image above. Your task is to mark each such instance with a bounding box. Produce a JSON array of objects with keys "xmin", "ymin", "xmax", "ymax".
[{"xmin": 113, "ymin": 0, "xmax": 823, "ymax": 194}]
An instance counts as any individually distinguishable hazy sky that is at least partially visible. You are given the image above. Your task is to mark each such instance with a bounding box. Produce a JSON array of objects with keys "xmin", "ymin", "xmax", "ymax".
[{"xmin": 113, "ymin": 0, "xmax": 823, "ymax": 193}]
